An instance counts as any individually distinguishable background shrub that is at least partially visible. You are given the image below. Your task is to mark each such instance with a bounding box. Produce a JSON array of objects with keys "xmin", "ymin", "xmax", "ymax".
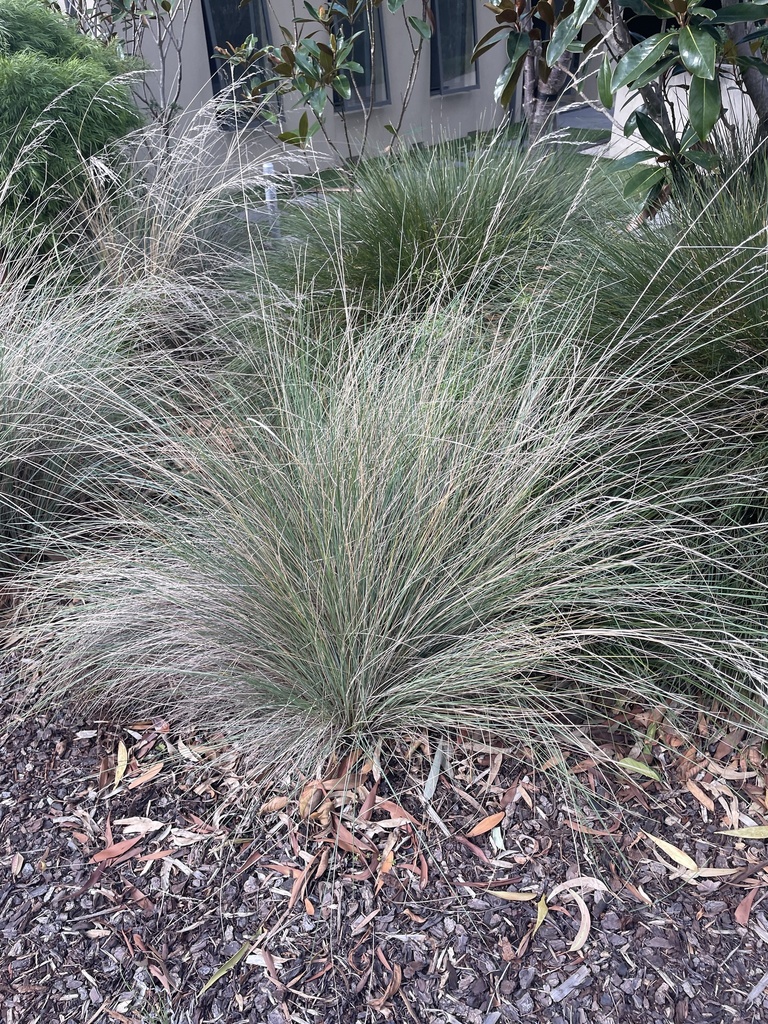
[{"xmin": 0, "ymin": 0, "xmax": 142, "ymax": 239}]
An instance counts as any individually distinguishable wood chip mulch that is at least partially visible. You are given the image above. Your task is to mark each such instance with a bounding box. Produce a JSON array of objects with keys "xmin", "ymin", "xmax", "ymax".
[{"xmin": 3, "ymin": 694, "xmax": 768, "ymax": 1024}]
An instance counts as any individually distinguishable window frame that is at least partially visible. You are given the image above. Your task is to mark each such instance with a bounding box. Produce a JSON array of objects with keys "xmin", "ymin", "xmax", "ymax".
[
  {"xmin": 430, "ymin": 0, "xmax": 480, "ymax": 97},
  {"xmin": 200, "ymin": 0, "xmax": 277, "ymax": 129},
  {"xmin": 332, "ymin": 3, "xmax": 391, "ymax": 113}
]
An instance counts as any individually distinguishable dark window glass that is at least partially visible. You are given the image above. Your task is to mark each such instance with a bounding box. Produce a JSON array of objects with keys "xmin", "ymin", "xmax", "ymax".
[
  {"xmin": 201, "ymin": 0, "xmax": 274, "ymax": 127},
  {"xmin": 430, "ymin": 0, "xmax": 478, "ymax": 95},
  {"xmin": 334, "ymin": 5, "xmax": 389, "ymax": 110}
]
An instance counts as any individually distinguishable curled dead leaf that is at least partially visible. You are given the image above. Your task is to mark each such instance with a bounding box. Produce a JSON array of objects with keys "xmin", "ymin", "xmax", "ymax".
[
  {"xmin": 547, "ymin": 876, "xmax": 609, "ymax": 902},
  {"xmin": 298, "ymin": 782, "xmax": 325, "ymax": 819},
  {"xmin": 563, "ymin": 890, "xmax": 591, "ymax": 952},
  {"xmin": 259, "ymin": 796, "xmax": 289, "ymax": 815},
  {"xmin": 368, "ymin": 964, "xmax": 402, "ymax": 1011}
]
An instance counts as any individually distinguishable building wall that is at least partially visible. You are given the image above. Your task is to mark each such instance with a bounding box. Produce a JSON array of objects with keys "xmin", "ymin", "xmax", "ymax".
[{"xmin": 138, "ymin": 0, "xmax": 511, "ymax": 167}]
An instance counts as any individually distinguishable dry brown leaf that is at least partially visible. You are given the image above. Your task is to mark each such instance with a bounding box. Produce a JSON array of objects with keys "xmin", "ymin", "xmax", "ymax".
[
  {"xmin": 707, "ymin": 762, "xmax": 757, "ymax": 781},
  {"xmin": 10, "ymin": 853, "xmax": 23, "ymax": 878},
  {"xmin": 564, "ymin": 820, "xmax": 621, "ymax": 837},
  {"xmin": 124, "ymin": 884, "xmax": 154, "ymax": 915},
  {"xmin": 643, "ymin": 832, "xmax": 698, "ymax": 873},
  {"xmin": 375, "ymin": 798, "xmax": 421, "ymax": 826},
  {"xmin": 126, "ymin": 761, "xmax": 164, "ymax": 791},
  {"xmin": 368, "ymin": 964, "xmax": 402, "ymax": 1011},
  {"xmin": 91, "ymin": 836, "xmax": 143, "ymax": 864},
  {"xmin": 467, "ymin": 811, "xmax": 505, "ymax": 837},
  {"xmin": 735, "ymin": 886, "xmax": 760, "ymax": 927},
  {"xmin": 487, "ymin": 890, "xmax": 537, "ymax": 901},
  {"xmin": 259, "ymin": 796, "xmax": 289, "ymax": 815},
  {"xmin": 298, "ymin": 782, "xmax": 325, "ymax": 819},
  {"xmin": 138, "ymin": 848, "xmax": 175, "ymax": 863},
  {"xmin": 686, "ymin": 779, "xmax": 715, "ymax": 813}
]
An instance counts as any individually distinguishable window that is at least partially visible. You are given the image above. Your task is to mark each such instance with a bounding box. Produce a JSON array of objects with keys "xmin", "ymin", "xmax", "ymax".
[
  {"xmin": 201, "ymin": 0, "xmax": 274, "ymax": 126},
  {"xmin": 334, "ymin": 4, "xmax": 389, "ymax": 110},
  {"xmin": 430, "ymin": 0, "xmax": 478, "ymax": 95}
]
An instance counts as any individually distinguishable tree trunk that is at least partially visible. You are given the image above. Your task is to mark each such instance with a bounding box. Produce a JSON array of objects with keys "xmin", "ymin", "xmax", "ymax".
[
  {"xmin": 528, "ymin": 52, "xmax": 577, "ymax": 140},
  {"xmin": 523, "ymin": 49, "xmax": 577, "ymax": 141},
  {"xmin": 723, "ymin": 0, "xmax": 768, "ymax": 139}
]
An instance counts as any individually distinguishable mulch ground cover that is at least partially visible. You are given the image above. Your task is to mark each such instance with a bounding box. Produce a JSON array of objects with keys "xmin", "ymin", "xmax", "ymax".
[{"xmin": 4, "ymin": 688, "xmax": 768, "ymax": 1024}]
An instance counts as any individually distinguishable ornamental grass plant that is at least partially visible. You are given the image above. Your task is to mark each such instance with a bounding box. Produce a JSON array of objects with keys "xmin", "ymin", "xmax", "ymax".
[
  {"xmin": 274, "ymin": 137, "xmax": 601, "ymax": 309},
  {"xmin": 5, "ymin": 106, "xmax": 768, "ymax": 780},
  {"xmin": 572, "ymin": 142, "xmax": 768, "ymax": 372},
  {"xmin": 17, "ymin": 286, "xmax": 768, "ymax": 774}
]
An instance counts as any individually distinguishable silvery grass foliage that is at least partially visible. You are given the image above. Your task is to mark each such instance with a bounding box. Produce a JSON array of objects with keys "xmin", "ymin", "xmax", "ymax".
[
  {"xmin": 274, "ymin": 136, "xmax": 601, "ymax": 307},
  {"xmin": 571, "ymin": 141, "xmax": 768, "ymax": 371},
  {"xmin": 0, "ymin": 237, "xmax": 232, "ymax": 578},
  {"xmin": 0, "ymin": 269, "xmax": 134, "ymax": 573},
  {"xmin": 17, "ymin": 292, "xmax": 768, "ymax": 773},
  {"xmin": 77, "ymin": 102, "xmax": 295, "ymax": 285}
]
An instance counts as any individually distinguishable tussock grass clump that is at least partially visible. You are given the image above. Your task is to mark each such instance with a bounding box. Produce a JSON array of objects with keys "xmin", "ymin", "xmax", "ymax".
[
  {"xmin": 276, "ymin": 138, "xmax": 597, "ymax": 307},
  {"xmin": 20, "ymin": 298, "xmax": 768, "ymax": 771},
  {"xmin": 575, "ymin": 148, "xmax": 768, "ymax": 369},
  {"xmin": 0, "ymin": 251, "xmax": 231, "ymax": 577}
]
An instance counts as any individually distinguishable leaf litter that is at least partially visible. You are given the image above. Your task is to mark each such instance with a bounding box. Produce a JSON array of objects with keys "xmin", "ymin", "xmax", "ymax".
[{"xmin": 3, "ymin": 696, "xmax": 768, "ymax": 1021}]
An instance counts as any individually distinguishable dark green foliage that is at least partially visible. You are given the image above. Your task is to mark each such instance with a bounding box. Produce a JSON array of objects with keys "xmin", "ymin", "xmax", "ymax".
[
  {"xmin": 0, "ymin": 0, "xmax": 143, "ymax": 238},
  {"xmin": 276, "ymin": 141, "xmax": 594, "ymax": 307},
  {"xmin": 572, "ymin": 151, "xmax": 768, "ymax": 372}
]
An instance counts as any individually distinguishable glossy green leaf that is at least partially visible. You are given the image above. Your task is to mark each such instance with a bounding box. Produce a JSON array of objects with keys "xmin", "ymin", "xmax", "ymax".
[
  {"xmin": 630, "ymin": 54, "xmax": 678, "ymax": 91},
  {"xmin": 387, "ymin": 0, "xmax": 407, "ymax": 10},
  {"xmin": 307, "ymin": 86, "xmax": 327, "ymax": 117},
  {"xmin": 642, "ymin": 0, "xmax": 675, "ymax": 15},
  {"xmin": 742, "ymin": 25, "xmax": 768, "ymax": 42},
  {"xmin": 472, "ymin": 26, "xmax": 513, "ymax": 63},
  {"xmin": 612, "ymin": 149, "xmax": 660, "ymax": 169},
  {"xmin": 679, "ymin": 25, "xmax": 717, "ymax": 79},
  {"xmin": 711, "ymin": 3, "xmax": 768, "ymax": 22},
  {"xmin": 492, "ymin": 32, "xmax": 529, "ymax": 107},
  {"xmin": 689, "ymin": 72, "xmax": 721, "ymax": 140},
  {"xmin": 597, "ymin": 52, "xmax": 613, "ymax": 108},
  {"xmin": 332, "ymin": 74, "xmax": 351, "ymax": 99},
  {"xmin": 407, "ymin": 16, "xmax": 432, "ymax": 39},
  {"xmin": 546, "ymin": 0, "xmax": 601, "ymax": 66},
  {"xmin": 735, "ymin": 54, "xmax": 768, "ymax": 74},
  {"xmin": 623, "ymin": 109, "xmax": 640, "ymax": 137},
  {"xmin": 623, "ymin": 163, "xmax": 666, "ymax": 198},
  {"xmin": 612, "ymin": 34, "xmax": 673, "ymax": 92},
  {"xmin": 685, "ymin": 148, "xmax": 719, "ymax": 168},
  {"xmin": 634, "ymin": 110, "xmax": 671, "ymax": 152}
]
